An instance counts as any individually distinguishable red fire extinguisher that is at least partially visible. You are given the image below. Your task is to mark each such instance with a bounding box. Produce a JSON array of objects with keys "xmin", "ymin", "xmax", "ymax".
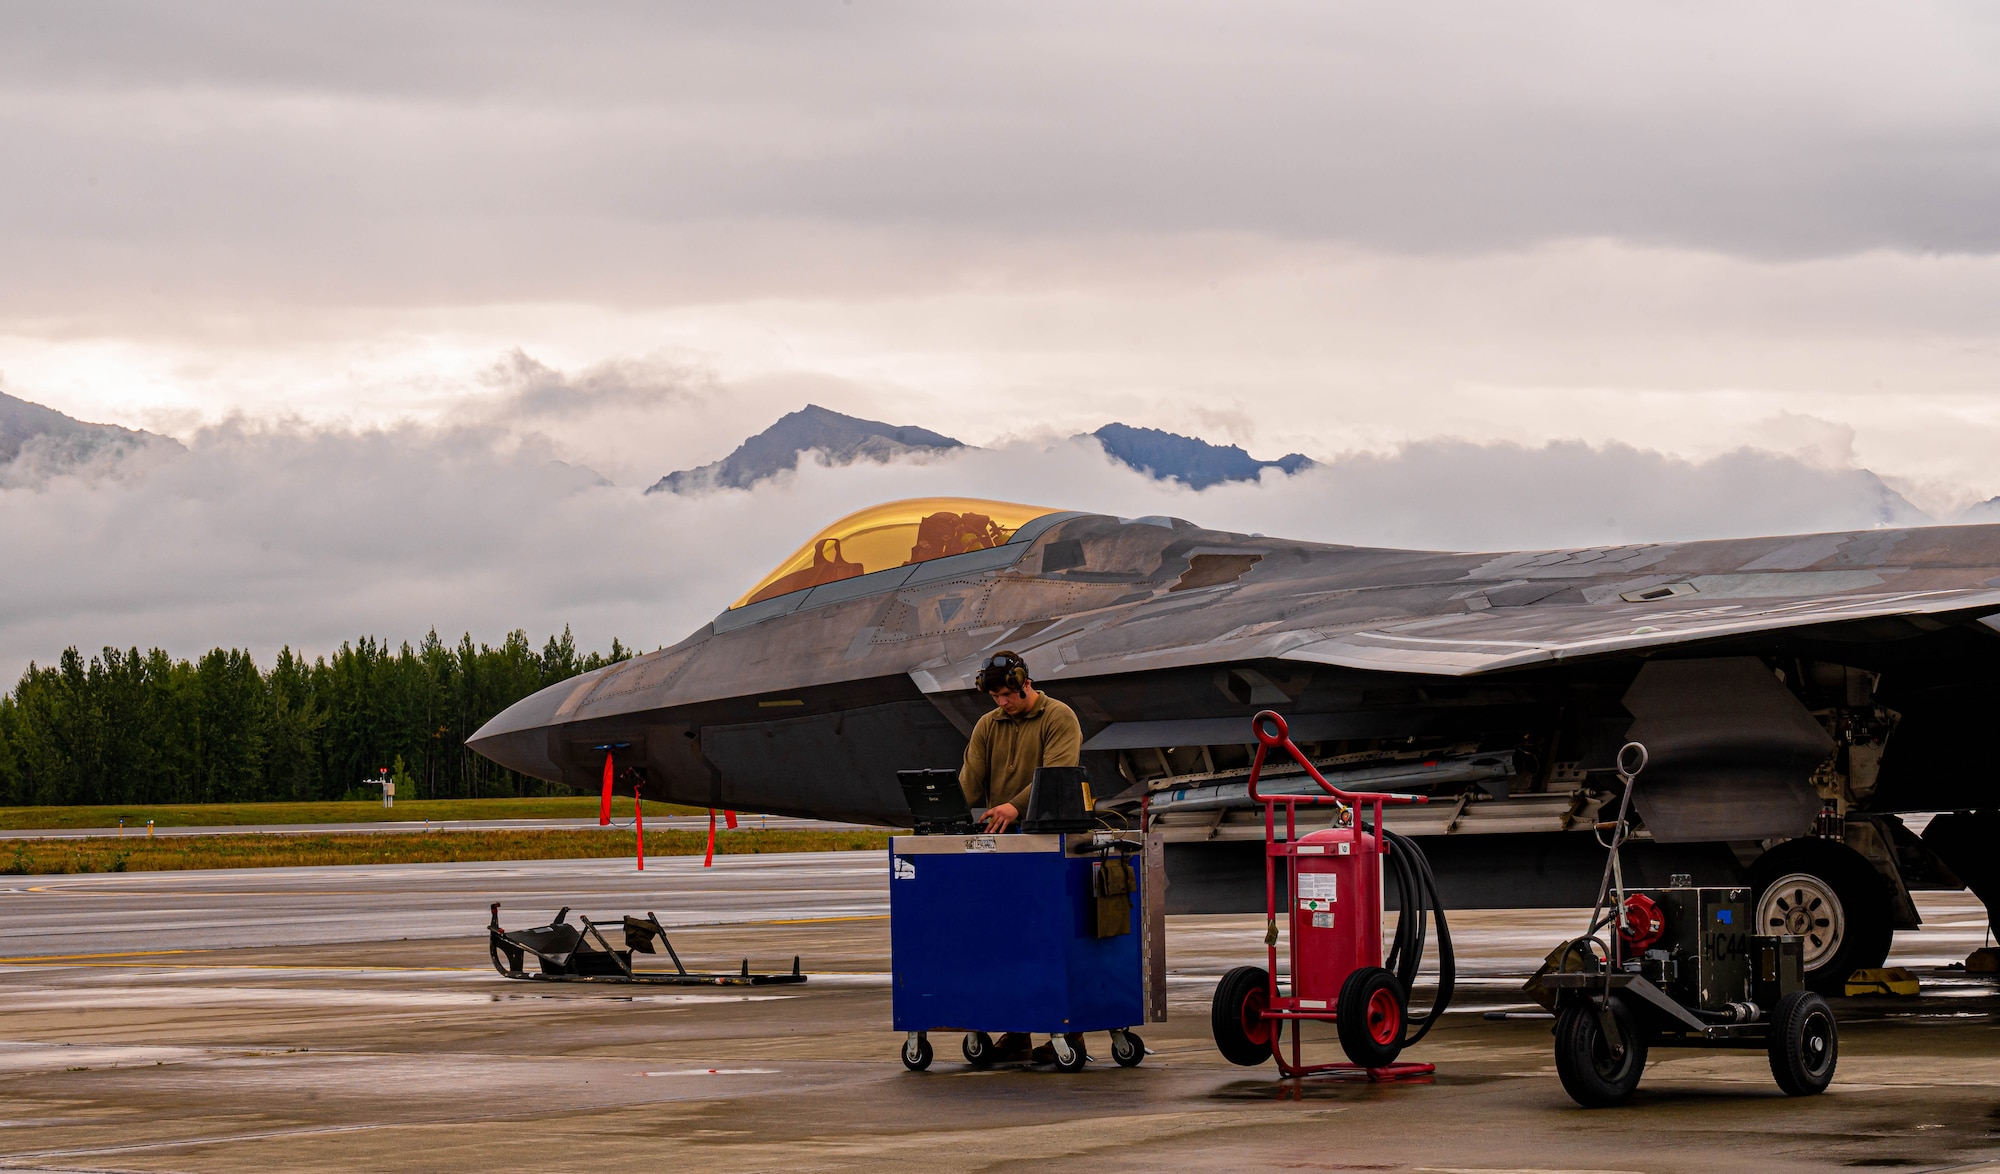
[{"xmin": 1211, "ymin": 711, "xmax": 1457, "ymax": 1079}]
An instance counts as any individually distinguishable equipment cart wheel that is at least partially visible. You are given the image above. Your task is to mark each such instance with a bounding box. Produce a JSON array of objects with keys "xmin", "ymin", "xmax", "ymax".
[
  {"xmin": 1110, "ymin": 1029, "xmax": 1145, "ymax": 1068},
  {"xmin": 1336, "ymin": 966, "xmax": 1407, "ymax": 1068},
  {"xmin": 901, "ymin": 1032, "xmax": 934, "ymax": 1072},
  {"xmin": 1051, "ymin": 1034, "xmax": 1088, "ymax": 1073},
  {"xmin": 1767, "ymin": 990, "xmax": 1838, "ymax": 1096},
  {"xmin": 1211, "ymin": 965, "xmax": 1277, "ymax": 1066},
  {"xmin": 1554, "ymin": 996, "xmax": 1648, "ymax": 1108},
  {"xmin": 1749, "ymin": 838, "xmax": 1892, "ymax": 995},
  {"xmin": 961, "ymin": 1031, "xmax": 996, "ymax": 1069}
]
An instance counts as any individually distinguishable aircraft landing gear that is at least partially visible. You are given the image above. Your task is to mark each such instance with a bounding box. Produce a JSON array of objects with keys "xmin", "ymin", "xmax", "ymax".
[{"xmin": 1747, "ymin": 838, "xmax": 1892, "ymax": 995}]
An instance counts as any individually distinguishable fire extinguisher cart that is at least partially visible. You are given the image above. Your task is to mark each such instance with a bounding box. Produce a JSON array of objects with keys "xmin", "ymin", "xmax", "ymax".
[
  {"xmin": 889, "ymin": 831, "xmax": 1151, "ymax": 1072},
  {"xmin": 1211, "ymin": 710, "xmax": 1456, "ymax": 1080}
]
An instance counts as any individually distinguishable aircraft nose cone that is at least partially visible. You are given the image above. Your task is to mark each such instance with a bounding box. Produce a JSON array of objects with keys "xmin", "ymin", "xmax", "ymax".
[{"xmin": 466, "ymin": 678, "xmax": 572, "ymax": 782}]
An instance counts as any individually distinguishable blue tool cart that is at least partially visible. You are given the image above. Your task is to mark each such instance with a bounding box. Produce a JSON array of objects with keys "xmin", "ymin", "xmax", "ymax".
[{"xmin": 889, "ymin": 831, "xmax": 1157, "ymax": 1072}]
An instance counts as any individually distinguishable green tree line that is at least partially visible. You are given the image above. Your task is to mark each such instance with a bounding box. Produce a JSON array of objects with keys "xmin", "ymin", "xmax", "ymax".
[{"xmin": 0, "ymin": 629, "xmax": 631, "ymax": 807}]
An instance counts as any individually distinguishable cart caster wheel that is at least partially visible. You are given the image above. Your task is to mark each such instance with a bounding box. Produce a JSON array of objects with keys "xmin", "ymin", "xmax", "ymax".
[
  {"xmin": 901, "ymin": 1032, "xmax": 933, "ymax": 1072},
  {"xmin": 1767, "ymin": 990, "xmax": 1838, "ymax": 1096},
  {"xmin": 962, "ymin": 1031, "xmax": 995, "ymax": 1069},
  {"xmin": 1110, "ymin": 1029, "xmax": 1145, "ymax": 1068},
  {"xmin": 1336, "ymin": 966, "xmax": 1407, "ymax": 1069},
  {"xmin": 1051, "ymin": 1034, "xmax": 1088, "ymax": 1073}
]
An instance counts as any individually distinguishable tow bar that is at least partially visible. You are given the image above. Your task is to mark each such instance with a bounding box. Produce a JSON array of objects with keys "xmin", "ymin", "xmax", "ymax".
[{"xmin": 487, "ymin": 903, "xmax": 807, "ymax": 986}]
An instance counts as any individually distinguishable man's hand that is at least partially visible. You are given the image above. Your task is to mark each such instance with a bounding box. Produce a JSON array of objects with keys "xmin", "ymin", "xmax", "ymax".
[{"xmin": 981, "ymin": 802, "xmax": 1019, "ymax": 833}]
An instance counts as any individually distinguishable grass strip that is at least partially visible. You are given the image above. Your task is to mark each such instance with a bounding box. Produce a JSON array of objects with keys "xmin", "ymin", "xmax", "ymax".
[
  {"xmin": 0, "ymin": 796, "xmax": 707, "ymax": 830},
  {"xmin": 0, "ymin": 827, "xmax": 893, "ymax": 875}
]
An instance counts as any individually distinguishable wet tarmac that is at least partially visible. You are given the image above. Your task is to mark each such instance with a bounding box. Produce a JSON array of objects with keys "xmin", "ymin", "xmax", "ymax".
[
  {"xmin": 0, "ymin": 853, "xmax": 1995, "ymax": 1172},
  {"xmin": 0, "ymin": 814, "xmax": 862, "ymax": 841}
]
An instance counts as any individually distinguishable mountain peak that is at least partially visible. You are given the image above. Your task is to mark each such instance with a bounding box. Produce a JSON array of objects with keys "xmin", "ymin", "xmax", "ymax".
[
  {"xmin": 1090, "ymin": 422, "xmax": 1311, "ymax": 490},
  {"xmin": 0, "ymin": 389, "xmax": 166, "ymax": 468},
  {"xmin": 1957, "ymin": 496, "xmax": 2000, "ymax": 524},
  {"xmin": 647, "ymin": 405, "xmax": 962, "ymax": 495}
]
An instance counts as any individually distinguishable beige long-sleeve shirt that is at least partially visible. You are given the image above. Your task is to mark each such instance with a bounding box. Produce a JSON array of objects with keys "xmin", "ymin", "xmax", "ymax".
[{"xmin": 958, "ymin": 693, "xmax": 1083, "ymax": 816}]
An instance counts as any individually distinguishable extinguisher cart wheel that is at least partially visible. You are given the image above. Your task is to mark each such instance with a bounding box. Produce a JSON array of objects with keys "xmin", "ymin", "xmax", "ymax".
[
  {"xmin": 1211, "ymin": 965, "xmax": 1278, "ymax": 1066},
  {"xmin": 1336, "ymin": 966, "xmax": 1407, "ymax": 1069}
]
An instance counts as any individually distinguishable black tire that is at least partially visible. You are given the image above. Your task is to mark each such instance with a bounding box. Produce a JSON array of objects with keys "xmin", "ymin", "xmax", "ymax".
[
  {"xmin": 1110, "ymin": 1029, "xmax": 1144, "ymax": 1068},
  {"xmin": 900, "ymin": 1033, "xmax": 933, "ymax": 1072},
  {"xmin": 1052, "ymin": 1034, "xmax": 1088, "ymax": 1073},
  {"xmin": 1767, "ymin": 990, "xmax": 1838, "ymax": 1096},
  {"xmin": 1211, "ymin": 965, "xmax": 1277, "ymax": 1066},
  {"xmin": 1749, "ymin": 838, "xmax": 1893, "ymax": 995},
  {"xmin": 962, "ymin": 1031, "xmax": 995, "ymax": 1069},
  {"xmin": 1336, "ymin": 966, "xmax": 1407, "ymax": 1068},
  {"xmin": 1553, "ymin": 996, "xmax": 1648, "ymax": 1108}
]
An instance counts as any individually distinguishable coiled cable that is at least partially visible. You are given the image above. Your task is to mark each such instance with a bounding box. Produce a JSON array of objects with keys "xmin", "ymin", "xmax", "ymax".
[{"xmin": 1374, "ymin": 824, "xmax": 1456, "ymax": 1047}]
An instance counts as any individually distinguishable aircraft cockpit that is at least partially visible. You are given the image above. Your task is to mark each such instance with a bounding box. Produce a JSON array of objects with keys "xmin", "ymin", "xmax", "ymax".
[{"xmin": 732, "ymin": 498, "xmax": 1063, "ymax": 609}]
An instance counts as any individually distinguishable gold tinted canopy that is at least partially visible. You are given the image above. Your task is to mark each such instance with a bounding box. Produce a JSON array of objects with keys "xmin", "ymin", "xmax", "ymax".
[{"xmin": 732, "ymin": 498, "xmax": 1060, "ymax": 609}]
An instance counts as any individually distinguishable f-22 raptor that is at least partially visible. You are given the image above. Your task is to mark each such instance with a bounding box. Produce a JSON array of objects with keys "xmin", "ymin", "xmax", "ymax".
[{"xmin": 471, "ymin": 497, "xmax": 2000, "ymax": 989}]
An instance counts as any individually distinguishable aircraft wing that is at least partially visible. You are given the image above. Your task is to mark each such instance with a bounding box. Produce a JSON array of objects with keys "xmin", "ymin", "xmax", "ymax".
[
  {"xmin": 916, "ymin": 575, "xmax": 2000, "ymax": 691},
  {"xmin": 1278, "ymin": 585, "xmax": 2000, "ymax": 676}
]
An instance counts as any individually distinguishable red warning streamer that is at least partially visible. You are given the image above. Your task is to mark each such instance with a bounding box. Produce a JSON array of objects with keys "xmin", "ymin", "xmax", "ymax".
[
  {"xmin": 598, "ymin": 751, "xmax": 614, "ymax": 826},
  {"xmin": 634, "ymin": 785, "xmax": 645, "ymax": 872},
  {"xmin": 704, "ymin": 807, "xmax": 717, "ymax": 868}
]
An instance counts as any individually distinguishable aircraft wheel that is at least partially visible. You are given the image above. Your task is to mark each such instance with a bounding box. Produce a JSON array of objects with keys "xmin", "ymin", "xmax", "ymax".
[
  {"xmin": 962, "ymin": 1031, "xmax": 995, "ymax": 1069},
  {"xmin": 1211, "ymin": 965, "xmax": 1276, "ymax": 1066},
  {"xmin": 1749, "ymin": 838, "xmax": 1892, "ymax": 995},
  {"xmin": 1336, "ymin": 966, "xmax": 1406, "ymax": 1069},
  {"xmin": 1767, "ymin": 990, "xmax": 1838, "ymax": 1096},
  {"xmin": 1110, "ymin": 1029, "xmax": 1145, "ymax": 1068},
  {"xmin": 901, "ymin": 1032, "xmax": 933, "ymax": 1071},
  {"xmin": 1554, "ymin": 996, "xmax": 1647, "ymax": 1108}
]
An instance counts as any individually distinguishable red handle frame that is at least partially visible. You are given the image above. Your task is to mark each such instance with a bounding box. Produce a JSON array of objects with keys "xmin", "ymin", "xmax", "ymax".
[
  {"xmin": 1245, "ymin": 709, "xmax": 1429, "ymax": 846},
  {"xmin": 1246, "ymin": 710, "xmax": 1431, "ymax": 808}
]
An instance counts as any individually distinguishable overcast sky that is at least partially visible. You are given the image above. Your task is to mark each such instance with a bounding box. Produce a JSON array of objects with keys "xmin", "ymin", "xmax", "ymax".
[{"xmin": 2, "ymin": 3, "xmax": 1997, "ymax": 676}]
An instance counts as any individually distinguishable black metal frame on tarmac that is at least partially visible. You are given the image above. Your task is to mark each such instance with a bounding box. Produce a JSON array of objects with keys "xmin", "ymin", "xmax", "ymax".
[
  {"xmin": 1540, "ymin": 742, "xmax": 1838, "ymax": 1107},
  {"xmin": 487, "ymin": 903, "xmax": 807, "ymax": 986}
]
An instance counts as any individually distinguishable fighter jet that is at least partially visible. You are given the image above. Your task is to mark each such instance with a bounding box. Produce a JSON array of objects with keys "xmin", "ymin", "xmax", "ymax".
[{"xmin": 470, "ymin": 497, "xmax": 2000, "ymax": 988}]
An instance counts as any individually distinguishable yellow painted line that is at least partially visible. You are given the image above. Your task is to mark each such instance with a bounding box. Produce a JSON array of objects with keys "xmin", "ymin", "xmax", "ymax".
[
  {"xmin": 1, "ymin": 960, "xmax": 481, "ymax": 972},
  {"xmin": 758, "ymin": 915, "xmax": 889, "ymax": 925},
  {"xmin": 0, "ymin": 949, "xmax": 191, "ymax": 963},
  {"xmin": 13, "ymin": 889, "xmax": 423, "ymax": 897}
]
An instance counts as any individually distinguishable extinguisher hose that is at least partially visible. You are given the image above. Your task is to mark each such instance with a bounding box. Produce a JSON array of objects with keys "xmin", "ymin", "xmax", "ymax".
[{"xmin": 1378, "ymin": 826, "xmax": 1456, "ymax": 1047}]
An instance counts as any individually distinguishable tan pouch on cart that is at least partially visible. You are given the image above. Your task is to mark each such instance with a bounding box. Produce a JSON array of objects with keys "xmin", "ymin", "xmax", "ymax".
[{"xmin": 1094, "ymin": 857, "xmax": 1135, "ymax": 938}]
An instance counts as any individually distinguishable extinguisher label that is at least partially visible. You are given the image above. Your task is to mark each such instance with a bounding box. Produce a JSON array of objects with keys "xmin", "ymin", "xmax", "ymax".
[
  {"xmin": 1298, "ymin": 898, "xmax": 1331, "ymax": 911},
  {"xmin": 1296, "ymin": 873, "xmax": 1339, "ymax": 900},
  {"xmin": 1312, "ymin": 913, "xmax": 1335, "ymax": 929}
]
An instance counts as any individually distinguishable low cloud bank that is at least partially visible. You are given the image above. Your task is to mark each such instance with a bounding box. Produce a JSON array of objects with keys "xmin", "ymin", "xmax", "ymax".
[{"xmin": 0, "ymin": 407, "xmax": 1962, "ymax": 685}]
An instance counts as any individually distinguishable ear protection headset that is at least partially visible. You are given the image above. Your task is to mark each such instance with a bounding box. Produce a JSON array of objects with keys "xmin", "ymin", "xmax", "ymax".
[{"xmin": 975, "ymin": 651, "xmax": 1030, "ymax": 694}]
